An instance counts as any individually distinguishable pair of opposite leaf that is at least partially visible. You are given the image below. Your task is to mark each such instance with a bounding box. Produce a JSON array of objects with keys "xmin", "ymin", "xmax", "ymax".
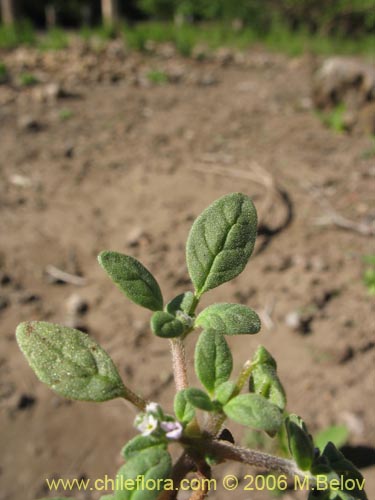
[
  {"xmin": 17, "ymin": 193, "xmax": 367, "ymax": 500},
  {"xmin": 16, "ymin": 193, "xmax": 285, "ymax": 436},
  {"xmin": 97, "ymin": 191, "xmax": 260, "ymax": 339},
  {"xmin": 17, "ymin": 193, "xmax": 261, "ymax": 403}
]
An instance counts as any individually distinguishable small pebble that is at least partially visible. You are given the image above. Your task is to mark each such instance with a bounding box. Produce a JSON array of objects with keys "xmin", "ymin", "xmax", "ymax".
[
  {"xmin": 17, "ymin": 394, "xmax": 36, "ymax": 410},
  {"xmin": 66, "ymin": 293, "xmax": 89, "ymax": 316}
]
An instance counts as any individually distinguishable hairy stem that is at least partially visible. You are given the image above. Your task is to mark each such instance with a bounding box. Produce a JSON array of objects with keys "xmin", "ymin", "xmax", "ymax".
[
  {"xmin": 203, "ymin": 411, "xmax": 226, "ymax": 437},
  {"xmin": 234, "ymin": 359, "xmax": 256, "ymax": 394},
  {"xmin": 204, "ymin": 360, "xmax": 257, "ymax": 437},
  {"xmin": 122, "ymin": 387, "xmax": 147, "ymax": 411},
  {"xmin": 203, "ymin": 439, "xmax": 313, "ymax": 481},
  {"xmin": 170, "ymin": 337, "xmax": 189, "ymax": 391},
  {"xmin": 158, "ymin": 453, "xmax": 196, "ymax": 500}
]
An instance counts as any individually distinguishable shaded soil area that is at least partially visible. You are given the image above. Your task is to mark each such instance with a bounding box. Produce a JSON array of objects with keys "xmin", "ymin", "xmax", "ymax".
[{"xmin": 0, "ymin": 43, "xmax": 374, "ymax": 500}]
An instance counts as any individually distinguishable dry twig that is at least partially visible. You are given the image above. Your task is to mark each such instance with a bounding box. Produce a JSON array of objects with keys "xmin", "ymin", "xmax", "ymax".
[{"xmin": 45, "ymin": 265, "xmax": 87, "ymax": 286}]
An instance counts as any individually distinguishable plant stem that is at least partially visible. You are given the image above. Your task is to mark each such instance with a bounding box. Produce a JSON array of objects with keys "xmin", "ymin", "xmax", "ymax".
[
  {"xmin": 203, "ymin": 411, "xmax": 226, "ymax": 437},
  {"xmin": 122, "ymin": 387, "xmax": 147, "ymax": 411},
  {"xmin": 170, "ymin": 337, "xmax": 189, "ymax": 391},
  {"xmin": 234, "ymin": 359, "xmax": 256, "ymax": 395},
  {"xmin": 158, "ymin": 453, "xmax": 196, "ymax": 500},
  {"xmin": 204, "ymin": 360, "xmax": 257, "ymax": 437},
  {"xmin": 202, "ymin": 439, "xmax": 314, "ymax": 482}
]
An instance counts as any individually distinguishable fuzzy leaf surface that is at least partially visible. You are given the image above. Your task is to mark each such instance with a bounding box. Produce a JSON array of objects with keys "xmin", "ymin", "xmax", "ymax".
[
  {"xmin": 98, "ymin": 251, "xmax": 163, "ymax": 311},
  {"xmin": 186, "ymin": 193, "xmax": 257, "ymax": 296},
  {"xmin": 285, "ymin": 414, "xmax": 314, "ymax": 471},
  {"xmin": 115, "ymin": 447, "xmax": 172, "ymax": 500},
  {"xmin": 196, "ymin": 303, "xmax": 260, "ymax": 335},
  {"xmin": 16, "ymin": 322, "xmax": 125, "ymax": 402},
  {"xmin": 322, "ymin": 442, "xmax": 368, "ymax": 500},
  {"xmin": 122, "ymin": 435, "xmax": 167, "ymax": 460},
  {"xmin": 249, "ymin": 346, "xmax": 286, "ymax": 410},
  {"xmin": 195, "ymin": 329, "xmax": 233, "ymax": 395},
  {"xmin": 184, "ymin": 388, "xmax": 214, "ymax": 412},
  {"xmin": 165, "ymin": 291, "xmax": 195, "ymax": 316},
  {"xmin": 174, "ymin": 390, "xmax": 195, "ymax": 423},
  {"xmin": 214, "ymin": 381, "xmax": 237, "ymax": 405},
  {"xmin": 224, "ymin": 393, "xmax": 282, "ymax": 434},
  {"xmin": 151, "ymin": 311, "xmax": 184, "ymax": 338}
]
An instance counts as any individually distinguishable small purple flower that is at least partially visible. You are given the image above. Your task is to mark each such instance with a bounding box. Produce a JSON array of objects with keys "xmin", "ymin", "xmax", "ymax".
[{"xmin": 161, "ymin": 420, "xmax": 183, "ymax": 440}]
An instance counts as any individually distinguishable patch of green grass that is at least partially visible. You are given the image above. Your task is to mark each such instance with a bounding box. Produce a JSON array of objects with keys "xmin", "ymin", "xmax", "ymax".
[
  {"xmin": 122, "ymin": 22, "xmax": 256, "ymax": 55},
  {"xmin": 0, "ymin": 21, "xmax": 36, "ymax": 49},
  {"xmin": 147, "ymin": 69, "xmax": 168, "ymax": 85},
  {"xmin": 316, "ymin": 104, "xmax": 347, "ymax": 133},
  {"xmin": 363, "ymin": 255, "xmax": 375, "ymax": 295},
  {"xmin": 19, "ymin": 72, "xmax": 39, "ymax": 87},
  {"xmin": 80, "ymin": 24, "xmax": 117, "ymax": 42},
  {"xmin": 59, "ymin": 108, "xmax": 74, "ymax": 121},
  {"xmin": 1, "ymin": 20, "xmax": 374, "ymax": 58},
  {"xmin": 122, "ymin": 21, "xmax": 375, "ymax": 58},
  {"xmin": 37, "ymin": 28, "xmax": 69, "ymax": 51},
  {"xmin": 262, "ymin": 22, "xmax": 375, "ymax": 57},
  {"xmin": 0, "ymin": 61, "xmax": 8, "ymax": 84}
]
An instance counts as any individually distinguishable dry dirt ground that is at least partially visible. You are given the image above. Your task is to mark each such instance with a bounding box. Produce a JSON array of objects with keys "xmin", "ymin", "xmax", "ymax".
[{"xmin": 0, "ymin": 42, "xmax": 374, "ymax": 500}]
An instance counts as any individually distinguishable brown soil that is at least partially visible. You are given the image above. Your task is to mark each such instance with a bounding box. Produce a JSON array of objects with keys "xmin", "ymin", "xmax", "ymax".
[{"xmin": 0, "ymin": 42, "xmax": 374, "ymax": 500}]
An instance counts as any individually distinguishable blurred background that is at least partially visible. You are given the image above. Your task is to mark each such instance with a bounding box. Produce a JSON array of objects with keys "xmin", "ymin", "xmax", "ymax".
[{"xmin": 0, "ymin": 1, "xmax": 374, "ymax": 500}]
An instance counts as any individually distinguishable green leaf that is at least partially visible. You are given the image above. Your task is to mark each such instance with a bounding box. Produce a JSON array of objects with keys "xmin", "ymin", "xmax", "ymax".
[
  {"xmin": 195, "ymin": 303, "xmax": 261, "ymax": 335},
  {"xmin": 115, "ymin": 447, "xmax": 172, "ymax": 500},
  {"xmin": 151, "ymin": 311, "xmax": 184, "ymax": 338},
  {"xmin": 174, "ymin": 390, "xmax": 195, "ymax": 423},
  {"xmin": 214, "ymin": 381, "xmax": 237, "ymax": 405},
  {"xmin": 195, "ymin": 330, "xmax": 233, "ymax": 395},
  {"xmin": 186, "ymin": 193, "xmax": 257, "ymax": 296},
  {"xmin": 223, "ymin": 393, "xmax": 282, "ymax": 434},
  {"xmin": 98, "ymin": 251, "xmax": 163, "ymax": 311},
  {"xmin": 315, "ymin": 425, "xmax": 349, "ymax": 452},
  {"xmin": 16, "ymin": 322, "xmax": 126, "ymax": 402},
  {"xmin": 285, "ymin": 414, "xmax": 314, "ymax": 471},
  {"xmin": 165, "ymin": 291, "xmax": 195, "ymax": 316},
  {"xmin": 249, "ymin": 346, "xmax": 286, "ymax": 410},
  {"xmin": 184, "ymin": 388, "xmax": 214, "ymax": 412},
  {"xmin": 322, "ymin": 442, "xmax": 368, "ymax": 500},
  {"xmin": 122, "ymin": 435, "xmax": 167, "ymax": 460}
]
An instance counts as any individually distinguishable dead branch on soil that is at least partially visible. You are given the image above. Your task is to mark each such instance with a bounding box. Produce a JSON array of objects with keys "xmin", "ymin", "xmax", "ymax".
[
  {"xmin": 305, "ymin": 183, "xmax": 375, "ymax": 237},
  {"xmin": 258, "ymin": 296, "xmax": 276, "ymax": 330},
  {"xmin": 45, "ymin": 265, "xmax": 87, "ymax": 286}
]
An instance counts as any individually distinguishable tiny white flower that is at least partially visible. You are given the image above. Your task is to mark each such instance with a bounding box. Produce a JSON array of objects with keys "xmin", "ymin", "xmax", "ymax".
[
  {"xmin": 161, "ymin": 420, "xmax": 183, "ymax": 440},
  {"xmin": 146, "ymin": 402, "xmax": 160, "ymax": 414},
  {"xmin": 135, "ymin": 414, "xmax": 158, "ymax": 436}
]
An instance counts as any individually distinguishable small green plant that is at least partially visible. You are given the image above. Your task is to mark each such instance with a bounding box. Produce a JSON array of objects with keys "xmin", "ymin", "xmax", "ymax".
[
  {"xmin": 0, "ymin": 61, "xmax": 8, "ymax": 84},
  {"xmin": 363, "ymin": 255, "xmax": 375, "ymax": 295},
  {"xmin": 0, "ymin": 21, "xmax": 36, "ymax": 49},
  {"xmin": 317, "ymin": 104, "xmax": 347, "ymax": 133},
  {"xmin": 16, "ymin": 193, "xmax": 367, "ymax": 500},
  {"xmin": 58, "ymin": 108, "xmax": 74, "ymax": 121},
  {"xmin": 147, "ymin": 69, "xmax": 168, "ymax": 85},
  {"xmin": 37, "ymin": 28, "xmax": 69, "ymax": 51},
  {"xmin": 80, "ymin": 25, "xmax": 117, "ymax": 43},
  {"xmin": 314, "ymin": 425, "xmax": 349, "ymax": 452},
  {"xmin": 19, "ymin": 72, "xmax": 39, "ymax": 87}
]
